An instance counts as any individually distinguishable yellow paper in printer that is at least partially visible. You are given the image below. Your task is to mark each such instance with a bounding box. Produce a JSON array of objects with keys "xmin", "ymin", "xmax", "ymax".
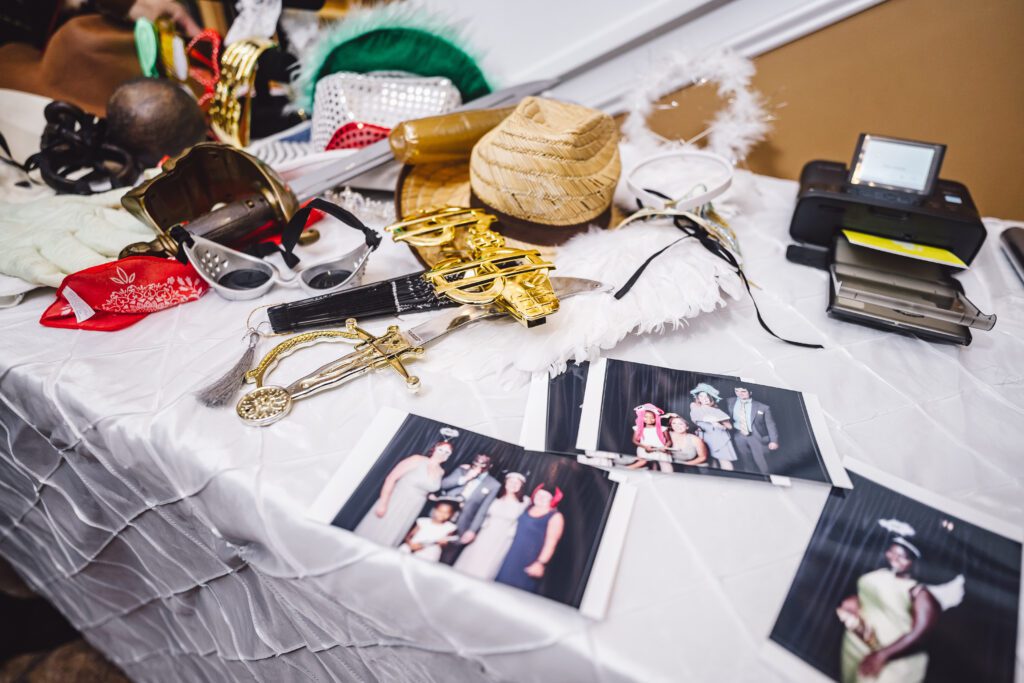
[{"xmin": 841, "ymin": 229, "xmax": 968, "ymax": 269}]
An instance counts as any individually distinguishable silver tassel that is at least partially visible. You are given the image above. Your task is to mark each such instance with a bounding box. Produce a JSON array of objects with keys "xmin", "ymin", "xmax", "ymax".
[{"xmin": 195, "ymin": 330, "xmax": 261, "ymax": 408}]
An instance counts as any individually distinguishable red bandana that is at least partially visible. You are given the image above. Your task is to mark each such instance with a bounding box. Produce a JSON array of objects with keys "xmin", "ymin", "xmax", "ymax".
[{"xmin": 40, "ymin": 256, "xmax": 208, "ymax": 331}]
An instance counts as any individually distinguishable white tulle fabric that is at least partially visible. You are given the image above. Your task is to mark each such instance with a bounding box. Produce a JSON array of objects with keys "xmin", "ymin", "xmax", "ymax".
[
  {"xmin": 223, "ymin": 0, "xmax": 282, "ymax": 46},
  {"xmin": 1, "ymin": 173, "xmax": 1022, "ymax": 683}
]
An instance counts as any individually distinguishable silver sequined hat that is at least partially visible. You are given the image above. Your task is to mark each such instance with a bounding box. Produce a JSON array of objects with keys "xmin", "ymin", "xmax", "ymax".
[{"xmin": 311, "ymin": 71, "xmax": 462, "ymax": 151}]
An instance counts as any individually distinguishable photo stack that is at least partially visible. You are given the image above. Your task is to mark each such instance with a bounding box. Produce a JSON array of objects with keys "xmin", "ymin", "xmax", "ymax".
[
  {"xmin": 307, "ymin": 357, "xmax": 1022, "ymax": 681},
  {"xmin": 523, "ymin": 358, "xmax": 851, "ymax": 488}
]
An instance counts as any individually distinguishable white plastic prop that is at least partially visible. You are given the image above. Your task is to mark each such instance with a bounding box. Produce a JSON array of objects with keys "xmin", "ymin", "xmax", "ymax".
[
  {"xmin": 224, "ymin": 0, "xmax": 282, "ymax": 46},
  {"xmin": 625, "ymin": 150, "xmax": 734, "ymax": 213},
  {"xmin": 616, "ymin": 50, "xmax": 771, "ymax": 213}
]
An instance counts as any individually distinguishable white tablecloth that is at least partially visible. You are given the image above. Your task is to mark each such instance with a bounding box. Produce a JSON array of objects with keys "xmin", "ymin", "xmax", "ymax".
[{"xmin": 1, "ymin": 173, "xmax": 1021, "ymax": 683}]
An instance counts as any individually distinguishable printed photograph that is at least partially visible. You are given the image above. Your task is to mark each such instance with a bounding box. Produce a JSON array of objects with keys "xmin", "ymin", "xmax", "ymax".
[
  {"xmin": 769, "ymin": 461, "xmax": 1022, "ymax": 683},
  {"xmin": 538, "ymin": 361, "xmax": 590, "ymax": 457},
  {"xmin": 310, "ymin": 409, "xmax": 634, "ymax": 616},
  {"xmin": 577, "ymin": 358, "xmax": 850, "ymax": 486},
  {"xmin": 523, "ymin": 362, "xmax": 755, "ymax": 477}
]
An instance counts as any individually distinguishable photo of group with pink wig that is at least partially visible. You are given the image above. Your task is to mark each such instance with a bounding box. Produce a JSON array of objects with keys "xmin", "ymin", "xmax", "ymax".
[
  {"xmin": 587, "ymin": 359, "xmax": 839, "ymax": 485},
  {"xmin": 630, "ymin": 381, "xmax": 779, "ymax": 474}
]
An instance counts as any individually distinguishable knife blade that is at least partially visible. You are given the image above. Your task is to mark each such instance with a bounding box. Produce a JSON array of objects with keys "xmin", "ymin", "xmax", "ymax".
[
  {"xmin": 402, "ymin": 276, "xmax": 604, "ymax": 347},
  {"xmin": 236, "ymin": 276, "xmax": 606, "ymax": 425}
]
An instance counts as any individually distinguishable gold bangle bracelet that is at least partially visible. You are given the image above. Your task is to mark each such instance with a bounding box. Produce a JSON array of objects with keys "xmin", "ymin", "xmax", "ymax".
[{"xmin": 209, "ymin": 38, "xmax": 276, "ymax": 148}]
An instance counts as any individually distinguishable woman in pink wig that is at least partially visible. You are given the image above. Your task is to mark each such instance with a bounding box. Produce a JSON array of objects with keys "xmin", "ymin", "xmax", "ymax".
[{"xmin": 631, "ymin": 403, "xmax": 672, "ymax": 472}]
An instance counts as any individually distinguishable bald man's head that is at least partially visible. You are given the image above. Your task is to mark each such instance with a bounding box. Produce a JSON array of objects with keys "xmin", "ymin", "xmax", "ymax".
[{"xmin": 106, "ymin": 78, "xmax": 207, "ymax": 167}]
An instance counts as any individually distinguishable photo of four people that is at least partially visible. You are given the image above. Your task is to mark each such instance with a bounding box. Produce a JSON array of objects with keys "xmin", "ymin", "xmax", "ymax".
[
  {"xmin": 328, "ymin": 413, "xmax": 624, "ymax": 609},
  {"xmin": 584, "ymin": 359, "xmax": 839, "ymax": 485},
  {"xmin": 631, "ymin": 382, "xmax": 780, "ymax": 473}
]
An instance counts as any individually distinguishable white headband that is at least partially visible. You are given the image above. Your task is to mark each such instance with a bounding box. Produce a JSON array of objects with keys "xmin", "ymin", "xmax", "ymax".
[
  {"xmin": 625, "ymin": 150, "xmax": 734, "ymax": 212},
  {"xmin": 892, "ymin": 536, "xmax": 921, "ymax": 558}
]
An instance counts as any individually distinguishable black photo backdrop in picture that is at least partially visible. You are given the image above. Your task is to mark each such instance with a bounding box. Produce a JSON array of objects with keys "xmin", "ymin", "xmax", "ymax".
[
  {"xmin": 591, "ymin": 359, "xmax": 836, "ymax": 483},
  {"xmin": 770, "ymin": 468, "xmax": 1022, "ymax": 683},
  {"xmin": 331, "ymin": 413, "xmax": 620, "ymax": 609},
  {"xmin": 544, "ymin": 361, "xmax": 590, "ymax": 456}
]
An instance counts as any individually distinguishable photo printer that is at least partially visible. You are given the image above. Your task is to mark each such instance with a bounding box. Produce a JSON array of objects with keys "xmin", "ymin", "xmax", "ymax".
[{"xmin": 786, "ymin": 134, "xmax": 995, "ymax": 345}]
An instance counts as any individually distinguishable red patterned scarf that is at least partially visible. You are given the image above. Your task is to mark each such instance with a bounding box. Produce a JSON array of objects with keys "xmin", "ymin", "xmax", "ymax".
[{"xmin": 40, "ymin": 256, "xmax": 208, "ymax": 331}]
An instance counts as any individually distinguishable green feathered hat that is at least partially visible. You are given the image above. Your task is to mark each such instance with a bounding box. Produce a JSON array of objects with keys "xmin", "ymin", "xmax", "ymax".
[{"xmin": 292, "ymin": 5, "xmax": 492, "ymax": 112}]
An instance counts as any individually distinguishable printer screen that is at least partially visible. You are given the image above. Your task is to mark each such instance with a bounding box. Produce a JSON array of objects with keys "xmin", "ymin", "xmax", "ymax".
[{"xmin": 849, "ymin": 134, "xmax": 945, "ymax": 194}]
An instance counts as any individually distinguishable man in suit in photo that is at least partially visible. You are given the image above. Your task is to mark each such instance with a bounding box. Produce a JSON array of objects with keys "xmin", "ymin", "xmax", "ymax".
[
  {"xmin": 436, "ymin": 453, "xmax": 500, "ymax": 565},
  {"xmin": 724, "ymin": 386, "xmax": 779, "ymax": 475}
]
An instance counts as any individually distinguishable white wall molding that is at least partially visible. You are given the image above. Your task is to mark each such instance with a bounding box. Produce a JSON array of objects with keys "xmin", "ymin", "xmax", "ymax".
[
  {"xmin": 730, "ymin": 0, "xmax": 885, "ymax": 57},
  {"xmin": 547, "ymin": 0, "xmax": 888, "ymax": 114}
]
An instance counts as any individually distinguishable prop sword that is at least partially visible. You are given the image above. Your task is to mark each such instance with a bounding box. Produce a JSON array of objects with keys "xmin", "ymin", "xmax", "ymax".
[{"xmin": 235, "ymin": 276, "xmax": 605, "ymax": 426}]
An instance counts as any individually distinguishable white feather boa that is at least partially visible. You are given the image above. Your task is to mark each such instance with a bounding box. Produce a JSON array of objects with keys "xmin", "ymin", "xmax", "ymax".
[
  {"xmin": 422, "ymin": 211, "xmax": 747, "ymax": 387},
  {"xmin": 614, "ymin": 50, "xmax": 771, "ymax": 219},
  {"xmin": 619, "ymin": 49, "xmax": 770, "ymax": 164}
]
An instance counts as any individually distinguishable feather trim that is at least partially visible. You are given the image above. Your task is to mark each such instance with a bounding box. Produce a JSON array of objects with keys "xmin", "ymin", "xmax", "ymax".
[
  {"xmin": 878, "ymin": 518, "xmax": 917, "ymax": 538},
  {"xmin": 291, "ymin": 3, "xmax": 493, "ymax": 111},
  {"xmin": 615, "ymin": 50, "xmax": 772, "ymax": 214},
  {"xmin": 927, "ymin": 574, "xmax": 965, "ymax": 611},
  {"xmin": 423, "ymin": 215, "xmax": 744, "ymax": 388}
]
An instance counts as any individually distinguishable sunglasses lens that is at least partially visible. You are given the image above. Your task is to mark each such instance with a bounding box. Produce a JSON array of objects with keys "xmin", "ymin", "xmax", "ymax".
[
  {"xmin": 218, "ymin": 269, "xmax": 272, "ymax": 290},
  {"xmin": 305, "ymin": 269, "xmax": 353, "ymax": 290}
]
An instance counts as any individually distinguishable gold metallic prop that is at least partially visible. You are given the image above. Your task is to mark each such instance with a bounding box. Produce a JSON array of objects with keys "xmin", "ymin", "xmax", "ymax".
[
  {"xmin": 120, "ymin": 142, "xmax": 301, "ymax": 259},
  {"xmin": 209, "ymin": 38, "xmax": 275, "ymax": 148},
  {"xmin": 426, "ymin": 249, "xmax": 557, "ymax": 326},
  {"xmin": 386, "ymin": 207, "xmax": 496, "ymax": 266},
  {"xmin": 155, "ymin": 18, "xmax": 187, "ymax": 83},
  {"xmin": 386, "ymin": 207, "xmax": 559, "ymax": 326},
  {"xmin": 237, "ymin": 320, "xmax": 423, "ymax": 426},
  {"xmin": 234, "ymin": 276, "xmax": 605, "ymax": 426}
]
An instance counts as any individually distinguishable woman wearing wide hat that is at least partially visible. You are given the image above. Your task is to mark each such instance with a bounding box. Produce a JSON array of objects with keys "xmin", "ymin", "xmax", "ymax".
[{"xmin": 688, "ymin": 382, "xmax": 738, "ymax": 470}]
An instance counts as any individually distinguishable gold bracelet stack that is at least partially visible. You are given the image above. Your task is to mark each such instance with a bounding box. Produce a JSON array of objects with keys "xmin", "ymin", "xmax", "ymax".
[{"xmin": 209, "ymin": 38, "xmax": 276, "ymax": 148}]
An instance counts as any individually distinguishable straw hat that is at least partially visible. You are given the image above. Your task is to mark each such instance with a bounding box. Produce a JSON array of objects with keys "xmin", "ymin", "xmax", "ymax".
[{"xmin": 396, "ymin": 96, "xmax": 621, "ymax": 261}]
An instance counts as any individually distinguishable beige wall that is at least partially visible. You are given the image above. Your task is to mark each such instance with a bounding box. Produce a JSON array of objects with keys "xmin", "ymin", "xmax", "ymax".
[{"xmin": 645, "ymin": 0, "xmax": 1024, "ymax": 219}]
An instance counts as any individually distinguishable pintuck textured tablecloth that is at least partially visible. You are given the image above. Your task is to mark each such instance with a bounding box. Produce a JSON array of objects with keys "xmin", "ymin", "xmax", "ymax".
[{"xmin": 0, "ymin": 173, "xmax": 1022, "ymax": 683}]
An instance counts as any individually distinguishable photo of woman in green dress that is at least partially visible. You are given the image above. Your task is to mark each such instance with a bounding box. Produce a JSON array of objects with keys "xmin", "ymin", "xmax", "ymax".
[
  {"xmin": 836, "ymin": 520, "xmax": 963, "ymax": 683},
  {"xmin": 769, "ymin": 466, "xmax": 1022, "ymax": 683}
]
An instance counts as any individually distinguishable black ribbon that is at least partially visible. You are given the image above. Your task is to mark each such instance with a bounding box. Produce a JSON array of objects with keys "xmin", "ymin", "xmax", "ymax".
[
  {"xmin": 0, "ymin": 131, "xmax": 15, "ymax": 165},
  {"xmin": 18, "ymin": 101, "xmax": 137, "ymax": 195},
  {"xmin": 0, "ymin": 131, "xmax": 32, "ymax": 188},
  {"xmin": 172, "ymin": 197, "xmax": 382, "ymax": 269},
  {"xmin": 277, "ymin": 197, "xmax": 382, "ymax": 268},
  {"xmin": 615, "ymin": 191, "xmax": 823, "ymax": 349}
]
